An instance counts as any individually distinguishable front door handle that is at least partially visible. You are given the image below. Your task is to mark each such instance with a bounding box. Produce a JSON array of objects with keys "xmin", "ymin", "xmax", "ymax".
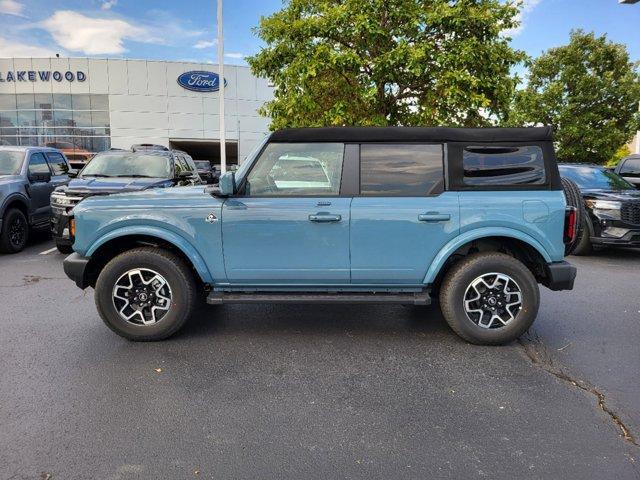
[
  {"xmin": 418, "ymin": 212, "xmax": 451, "ymax": 222},
  {"xmin": 309, "ymin": 213, "xmax": 342, "ymax": 223}
]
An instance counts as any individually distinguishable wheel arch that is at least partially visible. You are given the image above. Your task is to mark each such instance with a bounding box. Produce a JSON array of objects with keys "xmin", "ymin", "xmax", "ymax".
[
  {"xmin": 84, "ymin": 228, "xmax": 213, "ymax": 288},
  {"xmin": 425, "ymin": 229, "xmax": 552, "ymax": 293},
  {"xmin": 1, "ymin": 194, "xmax": 29, "ymax": 221}
]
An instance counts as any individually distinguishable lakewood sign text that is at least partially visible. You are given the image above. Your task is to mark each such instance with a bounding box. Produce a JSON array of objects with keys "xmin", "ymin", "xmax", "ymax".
[{"xmin": 0, "ymin": 70, "xmax": 86, "ymax": 83}]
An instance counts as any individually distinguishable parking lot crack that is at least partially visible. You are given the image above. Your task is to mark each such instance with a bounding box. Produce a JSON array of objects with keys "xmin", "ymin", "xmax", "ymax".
[{"xmin": 518, "ymin": 331, "xmax": 638, "ymax": 448}]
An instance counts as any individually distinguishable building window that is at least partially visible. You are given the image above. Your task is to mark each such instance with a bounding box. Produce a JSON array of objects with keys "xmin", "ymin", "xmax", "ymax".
[{"xmin": 0, "ymin": 93, "xmax": 111, "ymax": 162}]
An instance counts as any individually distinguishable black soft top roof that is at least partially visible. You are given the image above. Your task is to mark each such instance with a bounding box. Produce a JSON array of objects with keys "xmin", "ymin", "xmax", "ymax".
[{"xmin": 269, "ymin": 126, "xmax": 553, "ymax": 143}]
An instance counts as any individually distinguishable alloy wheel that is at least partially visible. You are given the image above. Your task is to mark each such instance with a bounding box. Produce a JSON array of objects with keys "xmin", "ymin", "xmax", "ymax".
[
  {"xmin": 463, "ymin": 273, "xmax": 522, "ymax": 329},
  {"xmin": 112, "ymin": 268, "xmax": 173, "ymax": 325}
]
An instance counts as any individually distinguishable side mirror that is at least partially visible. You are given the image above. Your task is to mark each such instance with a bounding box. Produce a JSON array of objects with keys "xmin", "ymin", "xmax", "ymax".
[
  {"xmin": 29, "ymin": 171, "xmax": 51, "ymax": 183},
  {"xmin": 68, "ymin": 169, "xmax": 78, "ymax": 178},
  {"xmin": 218, "ymin": 172, "xmax": 236, "ymax": 196}
]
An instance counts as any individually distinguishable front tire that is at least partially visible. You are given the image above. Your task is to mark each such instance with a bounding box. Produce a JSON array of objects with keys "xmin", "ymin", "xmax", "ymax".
[
  {"xmin": 55, "ymin": 241, "xmax": 74, "ymax": 254},
  {"xmin": 439, "ymin": 252, "xmax": 540, "ymax": 345},
  {"xmin": 95, "ymin": 247, "xmax": 197, "ymax": 341},
  {"xmin": 0, "ymin": 208, "xmax": 29, "ymax": 253}
]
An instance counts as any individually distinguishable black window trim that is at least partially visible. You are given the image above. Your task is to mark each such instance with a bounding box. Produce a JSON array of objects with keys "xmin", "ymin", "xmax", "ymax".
[
  {"xmin": 356, "ymin": 142, "xmax": 446, "ymax": 198},
  {"xmin": 44, "ymin": 150, "xmax": 69, "ymax": 176},
  {"xmin": 28, "ymin": 150, "xmax": 53, "ymax": 175},
  {"xmin": 447, "ymin": 141, "xmax": 561, "ymax": 191}
]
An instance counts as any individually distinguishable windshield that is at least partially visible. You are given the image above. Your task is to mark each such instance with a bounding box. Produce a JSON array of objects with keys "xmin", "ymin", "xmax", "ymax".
[
  {"xmin": 194, "ymin": 161, "xmax": 210, "ymax": 169},
  {"xmin": 559, "ymin": 165, "xmax": 635, "ymax": 190},
  {"xmin": 81, "ymin": 152, "xmax": 171, "ymax": 178},
  {"xmin": 0, "ymin": 151, "xmax": 25, "ymax": 175}
]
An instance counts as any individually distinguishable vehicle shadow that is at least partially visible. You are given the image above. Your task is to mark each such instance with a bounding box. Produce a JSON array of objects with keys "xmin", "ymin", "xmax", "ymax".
[
  {"xmin": 179, "ymin": 302, "xmax": 452, "ymax": 341},
  {"xmin": 0, "ymin": 229, "xmax": 52, "ymax": 256}
]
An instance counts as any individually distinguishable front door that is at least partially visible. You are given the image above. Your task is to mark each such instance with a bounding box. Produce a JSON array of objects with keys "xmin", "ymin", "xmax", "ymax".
[
  {"xmin": 350, "ymin": 144, "xmax": 460, "ymax": 284},
  {"xmin": 222, "ymin": 142, "xmax": 350, "ymax": 285},
  {"xmin": 27, "ymin": 152, "xmax": 55, "ymax": 225}
]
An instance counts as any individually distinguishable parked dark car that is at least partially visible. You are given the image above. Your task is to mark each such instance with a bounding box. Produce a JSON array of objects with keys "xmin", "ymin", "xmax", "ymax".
[
  {"xmin": 194, "ymin": 160, "xmax": 220, "ymax": 184},
  {"xmin": 51, "ymin": 146, "xmax": 202, "ymax": 253},
  {"xmin": 0, "ymin": 146, "xmax": 71, "ymax": 253},
  {"xmin": 614, "ymin": 154, "xmax": 640, "ymax": 187},
  {"xmin": 559, "ymin": 163, "xmax": 640, "ymax": 254}
]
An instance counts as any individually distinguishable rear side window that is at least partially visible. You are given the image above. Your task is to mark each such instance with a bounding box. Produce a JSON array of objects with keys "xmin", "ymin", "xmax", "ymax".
[
  {"xmin": 463, "ymin": 146, "xmax": 545, "ymax": 186},
  {"xmin": 46, "ymin": 152, "xmax": 69, "ymax": 175},
  {"xmin": 360, "ymin": 144, "xmax": 443, "ymax": 196}
]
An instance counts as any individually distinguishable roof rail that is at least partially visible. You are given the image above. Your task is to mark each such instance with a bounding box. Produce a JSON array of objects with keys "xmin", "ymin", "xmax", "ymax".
[{"xmin": 131, "ymin": 143, "xmax": 169, "ymax": 152}]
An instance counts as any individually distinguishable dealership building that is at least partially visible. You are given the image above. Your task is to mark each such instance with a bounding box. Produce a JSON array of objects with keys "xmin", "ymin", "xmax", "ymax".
[{"xmin": 0, "ymin": 57, "xmax": 273, "ymax": 165}]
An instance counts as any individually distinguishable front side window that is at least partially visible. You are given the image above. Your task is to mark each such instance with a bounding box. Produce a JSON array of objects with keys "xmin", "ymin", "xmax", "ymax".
[
  {"xmin": 619, "ymin": 158, "xmax": 640, "ymax": 176},
  {"xmin": 244, "ymin": 143, "xmax": 344, "ymax": 196},
  {"xmin": 463, "ymin": 145, "xmax": 545, "ymax": 186},
  {"xmin": 360, "ymin": 144, "xmax": 444, "ymax": 196},
  {"xmin": 28, "ymin": 152, "xmax": 50, "ymax": 175},
  {"xmin": 81, "ymin": 153, "xmax": 171, "ymax": 178},
  {"xmin": 0, "ymin": 151, "xmax": 25, "ymax": 175},
  {"xmin": 46, "ymin": 152, "xmax": 69, "ymax": 175}
]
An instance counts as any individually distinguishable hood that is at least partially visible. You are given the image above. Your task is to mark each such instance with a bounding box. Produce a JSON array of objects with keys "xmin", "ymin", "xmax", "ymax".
[
  {"xmin": 65, "ymin": 176, "xmax": 172, "ymax": 195},
  {"xmin": 582, "ymin": 189, "xmax": 640, "ymax": 202},
  {"xmin": 0, "ymin": 175, "xmax": 22, "ymax": 186},
  {"xmin": 74, "ymin": 184, "xmax": 221, "ymax": 211}
]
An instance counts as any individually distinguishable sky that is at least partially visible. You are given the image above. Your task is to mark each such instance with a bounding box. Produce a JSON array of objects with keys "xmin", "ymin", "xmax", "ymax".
[{"xmin": 0, "ymin": 0, "xmax": 639, "ymax": 67}]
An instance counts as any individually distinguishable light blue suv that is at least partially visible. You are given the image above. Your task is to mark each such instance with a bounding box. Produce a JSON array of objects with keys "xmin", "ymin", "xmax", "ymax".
[{"xmin": 63, "ymin": 127, "xmax": 577, "ymax": 344}]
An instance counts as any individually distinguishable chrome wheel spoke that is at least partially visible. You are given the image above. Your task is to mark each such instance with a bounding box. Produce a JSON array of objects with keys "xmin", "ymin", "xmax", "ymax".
[
  {"xmin": 463, "ymin": 272, "xmax": 523, "ymax": 330},
  {"xmin": 112, "ymin": 268, "xmax": 172, "ymax": 326}
]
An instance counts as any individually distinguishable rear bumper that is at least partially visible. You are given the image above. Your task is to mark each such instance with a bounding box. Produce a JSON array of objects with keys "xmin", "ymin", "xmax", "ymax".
[
  {"xmin": 63, "ymin": 252, "xmax": 90, "ymax": 289},
  {"xmin": 544, "ymin": 261, "xmax": 577, "ymax": 291}
]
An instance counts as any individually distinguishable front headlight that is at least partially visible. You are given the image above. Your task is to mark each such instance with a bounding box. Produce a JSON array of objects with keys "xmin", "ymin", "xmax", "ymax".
[{"xmin": 585, "ymin": 199, "xmax": 621, "ymax": 219}]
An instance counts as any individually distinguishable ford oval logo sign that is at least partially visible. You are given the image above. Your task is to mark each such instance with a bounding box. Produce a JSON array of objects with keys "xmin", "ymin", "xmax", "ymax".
[{"xmin": 177, "ymin": 71, "xmax": 226, "ymax": 92}]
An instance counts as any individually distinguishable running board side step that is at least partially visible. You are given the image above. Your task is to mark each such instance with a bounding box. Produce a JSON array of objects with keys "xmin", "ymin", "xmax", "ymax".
[{"xmin": 206, "ymin": 291, "xmax": 431, "ymax": 306}]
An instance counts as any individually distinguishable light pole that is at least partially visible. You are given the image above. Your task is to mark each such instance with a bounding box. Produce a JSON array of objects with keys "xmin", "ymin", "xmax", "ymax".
[{"xmin": 217, "ymin": 0, "xmax": 226, "ymax": 173}]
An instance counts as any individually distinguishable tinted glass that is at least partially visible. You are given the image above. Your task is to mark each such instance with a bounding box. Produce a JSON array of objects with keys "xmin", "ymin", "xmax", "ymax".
[
  {"xmin": 245, "ymin": 143, "xmax": 344, "ymax": 196},
  {"xmin": 620, "ymin": 158, "xmax": 640, "ymax": 176},
  {"xmin": 463, "ymin": 145, "xmax": 545, "ymax": 186},
  {"xmin": 81, "ymin": 153, "xmax": 171, "ymax": 178},
  {"xmin": 360, "ymin": 144, "xmax": 443, "ymax": 196},
  {"xmin": 559, "ymin": 165, "xmax": 635, "ymax": 190},
  {"xmin": 46, "ymin": 152, "xmax": 69, "ymax": 175},
  {"xmin": 28, "ymin": 152, "xmax": 50, "ymax": 175},
  {"xmin": 0, "ymin": 151, "xmax": 25, "ymax": 175}
]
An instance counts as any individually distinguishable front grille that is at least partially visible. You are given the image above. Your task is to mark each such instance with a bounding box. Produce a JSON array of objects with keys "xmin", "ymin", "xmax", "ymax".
[
  {"xmin": 51, "ymin": 192, "xmax": 84, "ymax": 216},
  {"xmin": 621, "ymin": 201, "xmax": 640, "ymax": 225}
]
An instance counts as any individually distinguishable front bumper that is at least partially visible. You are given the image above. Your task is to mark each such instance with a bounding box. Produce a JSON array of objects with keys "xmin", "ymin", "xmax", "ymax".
[
  {"xmin": 544, "ymin": 261, "xmax": 577, "ymax": 291},
  {"xmin": 63, "ymin": 253, "xmax": 90, "ymax": 289},
  {"xmin": 51, "ymin": 212, "xmax": 73, "ymax": 246},
  {"xmin": 591, "ymin": 230, "xmax": 640, "ymax": 247}
]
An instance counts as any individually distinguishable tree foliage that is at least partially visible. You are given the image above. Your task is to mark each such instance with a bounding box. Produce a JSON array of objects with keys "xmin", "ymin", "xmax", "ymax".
[
  {"xmin": 510, "ymin": 30, "xmax": 640, "ymax": 164},
  {"xmin": 247, "ymin": 0, "xmax": 526, "ymax": 129}
]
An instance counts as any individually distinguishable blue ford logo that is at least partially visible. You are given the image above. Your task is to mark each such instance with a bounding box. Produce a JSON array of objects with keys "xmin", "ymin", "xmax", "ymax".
[{"xmin": 177, "ymin": 71, "xmax": 226, "ymax": 92}]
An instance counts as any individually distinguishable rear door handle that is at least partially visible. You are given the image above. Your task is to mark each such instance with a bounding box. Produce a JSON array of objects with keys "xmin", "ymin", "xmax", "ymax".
[
  {"xmin": 309, "ymin": 213, "xmax": 342, "ymax": 223},
  {"xmin": 418, "ymin": 213, "xmax": 451, "ymax": 222}
]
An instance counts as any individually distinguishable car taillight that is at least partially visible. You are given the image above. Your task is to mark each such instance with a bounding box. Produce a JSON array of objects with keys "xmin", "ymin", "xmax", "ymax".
[{"xmin": 564, "ymin": 207, "xmax": 577, "ymax": 244}]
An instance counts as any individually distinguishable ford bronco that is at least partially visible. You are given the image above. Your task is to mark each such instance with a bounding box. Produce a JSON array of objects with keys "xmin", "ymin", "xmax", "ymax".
[{"xmin": 63, "ymin": 127, "xmax": 577, "ymax": 345}]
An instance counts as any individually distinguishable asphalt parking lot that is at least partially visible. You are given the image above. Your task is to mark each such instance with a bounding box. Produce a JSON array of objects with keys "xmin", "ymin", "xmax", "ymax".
[{"xmin": 1, "ymin": 235, "xmax": 639, "ymax": 479}]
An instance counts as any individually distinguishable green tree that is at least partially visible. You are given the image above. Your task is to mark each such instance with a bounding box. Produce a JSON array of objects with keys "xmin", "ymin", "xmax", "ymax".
[
  {"xmin": 247, "ymin": 0, "xmax": 526, "ymax": 129},
  {"xmin": 510, "ymin": 30, "xmax": 640, "ymax": 164}
]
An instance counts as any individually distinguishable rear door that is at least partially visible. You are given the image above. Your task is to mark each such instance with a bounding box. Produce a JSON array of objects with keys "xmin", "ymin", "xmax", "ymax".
[
  {"xmin": 350, "ymin": 144, "xmax": 460, "ymax": 284},
  {"xmin": 221, "ymin": 142, "xmax": 351, "ymax": 284}
]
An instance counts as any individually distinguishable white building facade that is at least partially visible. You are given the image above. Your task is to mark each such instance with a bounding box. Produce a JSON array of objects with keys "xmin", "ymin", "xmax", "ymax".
[{"xmin": 0, "ymin": 57, "xmax": 273, "ymax": 164}]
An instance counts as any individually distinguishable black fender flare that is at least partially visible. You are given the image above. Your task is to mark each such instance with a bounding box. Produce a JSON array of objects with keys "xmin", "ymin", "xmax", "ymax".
[{"xmin": 0, "ymin": 192, "xmax": 30, "ymax": 220}]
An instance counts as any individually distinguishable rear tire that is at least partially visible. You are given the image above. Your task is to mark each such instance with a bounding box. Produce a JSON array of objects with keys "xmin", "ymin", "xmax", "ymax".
[
  {"xmin": 95, "ymin": 247, "xmax": 197, "ymax": 341},
  {"xmin": 55, "ymin": 242, "xmax": 73, "ymax": 254},
  {"xmin": 439, "ymin": 252, "xmax": 540, "ymax": 345},
  {"xmin": 0, "ymin": 208, "xmax": 29, "ymax": 253}
]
